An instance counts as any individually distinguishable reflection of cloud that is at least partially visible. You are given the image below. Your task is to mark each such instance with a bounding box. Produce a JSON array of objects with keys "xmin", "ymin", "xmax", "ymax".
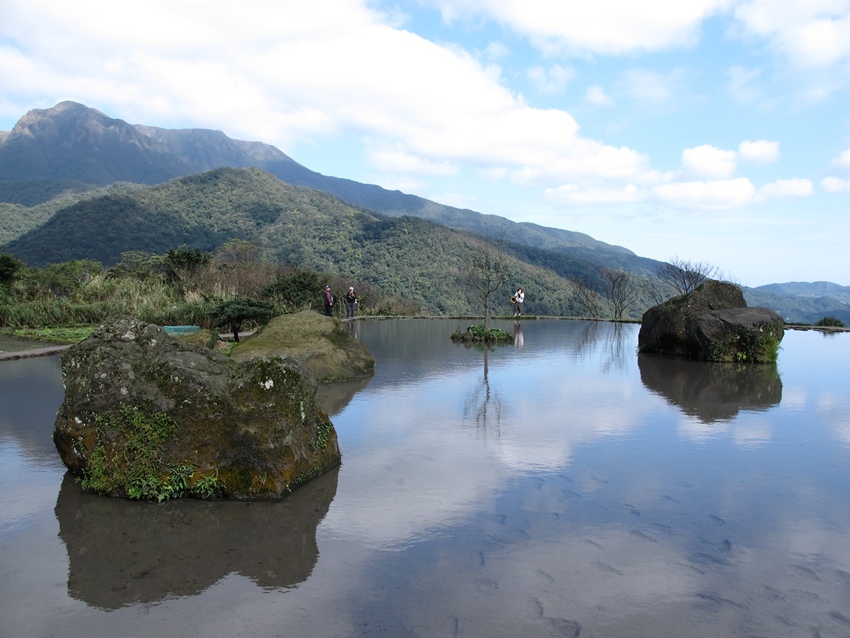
[
  {"xmin": 677, "ymin": 415, "xmax": 773, "ymax": 446},
  {"xmin": 815, "ymin": 392, "xmax": 850, "ymax": 446},
  {"xmin": 325, "ymin": 329, "xmax": 655, "ymax": 548}
]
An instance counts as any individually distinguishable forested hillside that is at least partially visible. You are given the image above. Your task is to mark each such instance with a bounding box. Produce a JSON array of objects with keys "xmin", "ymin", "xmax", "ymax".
[
  {"xmin": 2, "ymin": 168, "xmax": 603, "ymax": 316},
  {"xmin": 0, "ymin": 102, "xmax": 656, "ymax": 276}
]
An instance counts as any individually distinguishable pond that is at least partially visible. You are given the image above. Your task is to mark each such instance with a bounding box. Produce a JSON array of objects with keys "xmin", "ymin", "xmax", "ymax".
[{"xmin": 1, "ymin": 319, "xmax": 849, "ymax": 637}]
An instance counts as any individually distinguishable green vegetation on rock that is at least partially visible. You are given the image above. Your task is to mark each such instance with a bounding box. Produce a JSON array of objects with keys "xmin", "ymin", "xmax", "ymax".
[
  {"xmin": 79, "ymin": 404, "xmax": 221, "ymax": 501},
  {"xmin": 450, "ymin": 323, "xmax": 514, "ymax": 344}
]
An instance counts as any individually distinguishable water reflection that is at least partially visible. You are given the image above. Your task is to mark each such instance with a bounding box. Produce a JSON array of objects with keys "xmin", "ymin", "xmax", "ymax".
[
  {"xmin": 462, "ymin": 347, "xmax": 503, "ymax": 434},
  {"xmin": 638, "ymin": 354, "xmax": 782, "ymax": 422},
  {"xmin": 4, "ymin": 322, "xmax": 850, "ymax": 638},
  {"xmin": 0, "ymin": 356, "xmax": 65, "ymax": 467},
  {"xmin": 315, "ymin": 376, "xmax": 372, "ymax": 416},
  {"xmin": 54, "ymin": 466, "xmax": 338, "ymax": 610}
]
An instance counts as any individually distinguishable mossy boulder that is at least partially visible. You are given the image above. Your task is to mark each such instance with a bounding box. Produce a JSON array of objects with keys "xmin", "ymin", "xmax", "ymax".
[
  {"xmin": 230, "ymin": 310, "xmax": 375, "ymax": 382},
  {"xmin": 53, "ymin": 318, "xmax": 340, "ymax": 500},
  {"xmin": 639, "ymin": 280, "xmax": 784, "ymax": 362}
]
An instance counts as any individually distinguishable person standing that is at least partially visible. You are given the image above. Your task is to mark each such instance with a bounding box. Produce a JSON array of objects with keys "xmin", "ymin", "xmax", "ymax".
[
  {"xmin": 514, "ymin": 287, "xmax": 525, "ymax": 316},
  {"xmin": 344, "ymin": 286, "xmax": 357, "ymax": 318},
  {"xmin": 323, "ymin": 285, "xmax": 334, "ymax": 317}
]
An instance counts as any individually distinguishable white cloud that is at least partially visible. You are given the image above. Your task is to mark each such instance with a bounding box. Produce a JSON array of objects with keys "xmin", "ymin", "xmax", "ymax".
[
  {"xmin": 429, "ymin": 0, "xmax": 733, "ymax": 55},
  {"xmin": 585, "ymin": 85, "xmax": 614, "ymax": 106},
  {"xmin": 367, "ymin": 145, "xmax": 459, "ymax": 176},
  {"xmin": 831, "ymin": 148, "xmax": 850, "ymax": 172},
  {"xmin": 681, "ymin": 145, "xmax": 737, "ymax": 179},
  {"xmin": 484, "ymin": 41, "xmax": 510, "ymax": 60},
  {"xmin": 739, "ymin": 139, "xmax": 780, "ymax": 164},
  {"xmin": 725, "ymin": 65, "xmax": 765, "ymax": 104},
  {"xmin": 760, "ymin": 178, "xmax": 813, "ymax": 198},
  {"xmin": 821, "ymin": 177, "xmax": 850, "ymax": 192},
  {"xmin": 526, "ymin": 64, "xmax": 575, "ymax": 94},
  {"xmin": 733, "ymin": 0, "xmax": 850, "ymax": 68},
  {"xmin": 544, "ymin": 183, "xmax": 642, "ymax": 204},
  {"xmin": 1, "ymin": 0, "xmax": 661, "ymax": 189},
  {"xmin": 620, "ymin": 68, "xmax": 678, "ymax": 106},
  {"xmin": 652, "ymin": 178, "xmax": 756, "ymax": 209}
]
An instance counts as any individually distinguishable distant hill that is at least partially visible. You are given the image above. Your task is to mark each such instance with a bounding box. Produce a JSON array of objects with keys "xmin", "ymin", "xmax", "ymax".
[
  {"xmin": 752, "ymin": 281, "xmax": 850, "ymax": 302},
  {"xmin": 2, "ymin": 167, "xmax": 600, "ymax": 316},
  {"xmin": 2, "ymin": 101, "xmax": 847, "ymax": 323},
  {"xmin": 744, "ymin": 285, "xmax": 850, "ymax": 325},
  {"xmin": 0, "ymin": 101, "xmax": 644, "ymax": 274}
]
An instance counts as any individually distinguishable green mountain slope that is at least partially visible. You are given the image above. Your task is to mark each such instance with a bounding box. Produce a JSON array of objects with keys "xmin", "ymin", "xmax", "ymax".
[
  {"xmin": 0, "ymin": 102, "xmax": 646, "ymax": 274},
  {"xmin": 2, "ymin": 168, "xmax": 593, "ymax": 316}
]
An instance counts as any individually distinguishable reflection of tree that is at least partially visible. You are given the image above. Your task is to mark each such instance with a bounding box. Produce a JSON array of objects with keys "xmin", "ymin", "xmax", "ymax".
[
  {"xmin": 601, "ymin": 323, "xmax": 628, "ymax": 373},
  {"xmin": 55, "ymin": 466, "xmax": 338, "ymax": 610},
  {"xmin": 638, "ymin": 354, "xmax": 782, "ymax": 422},
  {"xmin": 573, "ymin": 321, "xmax": 603, "ymax": 356},
  {"xmin": 463, "ymin": 347, "xmax": 502, "ymax": 435}
]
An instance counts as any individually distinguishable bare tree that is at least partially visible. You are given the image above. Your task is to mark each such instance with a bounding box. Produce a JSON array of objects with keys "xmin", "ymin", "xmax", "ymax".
[
  {"xmin": 641, "ymin": 275, "xmax": 673, "ymax": 306},
  {"xmin": 463, "ymin": 239, "xmax": 510, "ymax": 330},
  {"xmin": 601, "ymin": 269, "xmax": 639, "ymax": 321},
  {"xmin": 656, "ymin": 256, "xmax": 721, "ymax": 296},
  {"xmin": 572, "ymin": 279, "xmax": 606, "ymax": 318}
]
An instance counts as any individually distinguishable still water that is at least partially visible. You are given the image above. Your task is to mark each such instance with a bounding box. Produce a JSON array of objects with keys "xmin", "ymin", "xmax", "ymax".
[{"xmin": 1, "ymin": 319, "xmax": 849, "ymax": 637}]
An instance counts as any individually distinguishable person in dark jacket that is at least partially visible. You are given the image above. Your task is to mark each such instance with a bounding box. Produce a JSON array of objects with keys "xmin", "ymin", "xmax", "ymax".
[
  {"xmin": 344, "ymin": 286, "xmax": 357, "ymax": 318},
  {"xmin": 323, "ymin": 285, "xmax": 334, "ymax": 316}
]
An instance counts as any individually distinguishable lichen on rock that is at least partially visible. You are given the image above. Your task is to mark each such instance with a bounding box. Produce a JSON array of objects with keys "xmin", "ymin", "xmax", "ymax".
[{"xmin": 53, "ymin": 317, "xmax": 340, "ymax": 500}]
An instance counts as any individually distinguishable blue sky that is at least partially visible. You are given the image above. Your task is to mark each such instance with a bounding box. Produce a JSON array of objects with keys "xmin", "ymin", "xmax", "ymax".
[{"xmin": 2, "ymin": 0, "xmax": 849, "ymax": 286}]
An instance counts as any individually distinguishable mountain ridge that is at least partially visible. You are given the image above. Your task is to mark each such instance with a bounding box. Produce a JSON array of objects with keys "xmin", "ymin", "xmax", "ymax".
[
  {"xmin": 0, "ymin": 101, "xmax": 633, "ymax": 261},
  {"xmin": 1, "ymin": 101, "xmax": 847, "ymax": 323}
]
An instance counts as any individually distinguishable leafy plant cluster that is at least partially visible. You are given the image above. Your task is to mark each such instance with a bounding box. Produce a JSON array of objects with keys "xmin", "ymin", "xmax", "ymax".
[
  {"xmin": 815, "ymin": 316, "xmax": 846, "ymax": 328},
  {"xmin": 707, "ymin": 328, "xmax": 782, "ymax": 364},
  {"xmin": 450, "ymin": 323, "xmax": 514, "ymax": 344},
  {"xmin": 80, "ymin": 405, "xmax": 221, "ymax": 501}
]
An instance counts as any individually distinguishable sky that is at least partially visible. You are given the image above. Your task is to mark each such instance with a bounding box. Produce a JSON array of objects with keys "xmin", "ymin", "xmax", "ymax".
[{"xmin": 1, "ymin": 0, "xmax": 849, "ymax": 286}]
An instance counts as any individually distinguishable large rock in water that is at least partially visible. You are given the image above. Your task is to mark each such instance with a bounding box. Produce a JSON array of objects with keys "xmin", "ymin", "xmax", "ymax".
[
  {"xmin": 230, "ymin": 310, "xmax": 375, "ymax": 382},
  {"xmin": 53, "ymin": 318, "xmax": 340, "ymax": 500},
  {"xmin": 639, "ymin": 280, "xmax": 784, "ymax": 362}
]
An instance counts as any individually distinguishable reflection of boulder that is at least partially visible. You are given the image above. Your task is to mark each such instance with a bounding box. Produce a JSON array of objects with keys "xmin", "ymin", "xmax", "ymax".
[
  {"xmin": 55, "ymin": 465, "xmax": 338, "ymax": 610},
  {"xmin": 231, "ymin": 310, "xmax": 375, "ymax": 382},
  {"xmin": 315, "ymin": 375, "xmax": 373, "ymax": 416},
  {"xmin": 53, "ymin": 318, "xmax": 340, "ymax": 499},
  {"xmin": 639, "ymin": 280, "xmax": 784, "ymax": 362},
  {"xmin": 638, "ymin": 354, "xmax": 782, "ymax": 422}
]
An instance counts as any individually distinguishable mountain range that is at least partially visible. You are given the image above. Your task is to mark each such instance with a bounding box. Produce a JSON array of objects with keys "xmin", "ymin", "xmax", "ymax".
[{"xmin": 1, "ymin": 101, "xmax": 847, "ymax": 323}]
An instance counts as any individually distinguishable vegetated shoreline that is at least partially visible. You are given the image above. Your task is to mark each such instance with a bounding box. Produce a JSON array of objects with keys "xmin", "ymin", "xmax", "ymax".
[{"xmin": 1, "ymin": 315, "xmax": 845, "ymax": 363}]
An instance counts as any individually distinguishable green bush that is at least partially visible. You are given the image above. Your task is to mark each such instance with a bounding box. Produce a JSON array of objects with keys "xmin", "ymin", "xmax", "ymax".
[{"xmin": 815, "ymin": 316, "xmax": 846, "ymax": 328}]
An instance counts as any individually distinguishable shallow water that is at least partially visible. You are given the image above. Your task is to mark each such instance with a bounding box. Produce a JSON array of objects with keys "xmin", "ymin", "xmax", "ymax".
[{"xmin": 1, "ymin": 319, "xmax": 849, "ymax": 637}]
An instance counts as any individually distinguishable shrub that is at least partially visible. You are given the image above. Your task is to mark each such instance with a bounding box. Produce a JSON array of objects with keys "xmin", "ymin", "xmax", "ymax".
[{"xmin": 815, "ymin": 316, "xmax": 846, "ymax": 328}]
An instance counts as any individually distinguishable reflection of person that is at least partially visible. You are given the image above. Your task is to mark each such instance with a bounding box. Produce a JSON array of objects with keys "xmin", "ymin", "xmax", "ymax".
[
  {"xmin": 514, "ymin": 320, "xmax": 524, "ymax": 349},
  {"xmin": 344, "ymin": 287, "xmax": 357, "ymax": 318},
  {"xmin": 323, "ymin": 285, "xmax": 334, "ymax": 317},
  {"xmin": 514, "ymin": 287, "xmax": 525, "ymax": 316}
]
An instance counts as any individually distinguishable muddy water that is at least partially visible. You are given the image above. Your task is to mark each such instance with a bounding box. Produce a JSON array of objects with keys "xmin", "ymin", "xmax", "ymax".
[{"xmin": 1, "ymin": 320, "xmax": 850, "ymax": 637}]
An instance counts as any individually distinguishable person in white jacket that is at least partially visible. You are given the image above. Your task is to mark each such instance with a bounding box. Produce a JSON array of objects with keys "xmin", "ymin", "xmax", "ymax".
[{"xmin": 514, "ymin": 287, "xmax": 525, "ymax": 316}]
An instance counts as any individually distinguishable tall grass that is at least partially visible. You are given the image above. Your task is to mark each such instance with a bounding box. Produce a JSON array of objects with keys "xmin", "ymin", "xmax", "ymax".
[{"xmin": 0, "ymin": 251, "xmax": 426, "ymax": 330}]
